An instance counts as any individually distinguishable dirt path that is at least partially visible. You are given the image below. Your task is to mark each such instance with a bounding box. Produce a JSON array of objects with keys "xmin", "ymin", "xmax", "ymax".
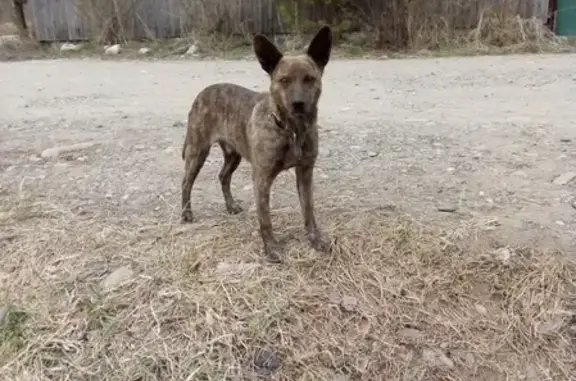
[{"xmin": 2, "ymin": 54, "xmax": 576, "ymax": 254}]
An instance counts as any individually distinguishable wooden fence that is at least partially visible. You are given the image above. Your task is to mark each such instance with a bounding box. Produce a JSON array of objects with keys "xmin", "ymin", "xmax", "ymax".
[{"xmin": 23, "ymin": 0, "xmax": 550, "ymax": 42}]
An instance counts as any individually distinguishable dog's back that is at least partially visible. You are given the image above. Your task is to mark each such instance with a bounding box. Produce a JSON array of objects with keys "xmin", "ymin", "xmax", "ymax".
[{"xmin": 183, "ymin": 83, "xmax": 266, "ymax": 160}]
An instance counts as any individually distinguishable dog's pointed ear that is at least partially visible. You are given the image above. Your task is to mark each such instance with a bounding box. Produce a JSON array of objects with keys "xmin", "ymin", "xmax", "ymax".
[
  {"xmin": 253, "ymin": 34, "xmax": 283, "ymax": 75},
  {"xmin": 306, "ymin": 25, "xmax": 332, "ymax": 71}
]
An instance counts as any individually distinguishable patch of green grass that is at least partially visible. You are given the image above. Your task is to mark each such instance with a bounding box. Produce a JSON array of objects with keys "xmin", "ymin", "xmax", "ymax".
[{"xmin": 0, "ymin": 307, "xmax": 29, "ymax": 359}]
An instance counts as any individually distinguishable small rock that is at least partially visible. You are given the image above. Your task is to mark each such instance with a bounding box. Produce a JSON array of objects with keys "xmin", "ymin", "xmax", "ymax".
[
  {"xmin": 367, "ymin": 151, "xmax": 379, "ymax": 157},
  {"xmin": 0, "ymin": 34, "xmax": 21, "ymax": 48},
  {"xmin": 525, "ymin": 364, "xmax": 539, "ymax": 381},
  {"xmin": 571, "ymin": 199, "xmax": 576, "ymax": 210},
  {"xmin": 340, "ymin": 295, "xmax": 359, "ymax": 312},
  {"xmin": 172, "ymin": 120, "xmax": 185, "ymax": 128},
  {"xmin": 185, "ymin": 44, "xmax": 198, "ymax": 55},
  {"xmin": 138, "ymin": 47, "xmax": 151, "ymax": 55},
  {"xmin": 41, "ymin": 142, "xmax": 98, "ymax": 159},
  {"xmin": 422, "ymin": 347, "xmax": 454, "ymax": 369},
  {"xmin": 329, "ymin": 292, "xmax": 359, "ymax": 313},
  {"xmin": 399, "ymin": 328, "xmax": 424, "ymax": 340},
  {"xmin": 29, "ymin": 155, "xmax": 41, "ymax": 162},
  {"xmin": 100, "ymin": 265, "xmax": 134, "ymax": 291},
  {"xmin": 552, "ymin": 172, "xmax": 576, "ymax": 185},
  {"xmin": 105, "ymin": 44, "xmax": 121, "ymax": 55},
  {"xmin": 555, "ymin": 220, "xmax": 565, "ymax": 226},
  {"xmin": 560, "ymin": 138, "xmax": 571, "ymax": 143},
  {"xmin": 536, "ymin": 316, "xmax": 566, "ymax": 335},
  {"xmin": 60, "ymin": 42, "xmax": 81, "ymax": 52},
  {"xmin": 493, "ymin": 247, "xmax": 512, "ymax": 263},
  {"xmin": 253, "ymin": 348, "xmax": 281, "ymax": 372},
  {"xmin": 474, "ymin": 304, "xmax": 487, "ymax": 314},
  {"xmin": 446, "ymin": 167, "xmax": 456, "ymax": 173},
  {"xmin": 134, "ymin": 144, "xmax": 145, "ymax": 151},
  {"xmin": 452, "ymin": 350, "xmax": 476, "ymax": 369},
  {"xmin": 437, "ymin": 206, "xmax": 457, "ymax": 213},
  {"xmin": 463, "ymin": 352, "xmax": 475, "ymax": 369}
]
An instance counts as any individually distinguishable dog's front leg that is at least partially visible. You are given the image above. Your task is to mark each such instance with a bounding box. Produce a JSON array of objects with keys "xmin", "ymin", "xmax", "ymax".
[
  {"xmin": 253, "ymin": 170, "xmax": 282, "ymax": 263},
  {"xmin": 295, "ymin": 164, "xmax": 330, "ymax": 253}
]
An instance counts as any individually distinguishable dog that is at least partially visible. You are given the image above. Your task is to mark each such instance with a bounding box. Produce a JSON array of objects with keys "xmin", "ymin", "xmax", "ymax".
[{"xmin": 181, "ymin": 25, "xmax": 332, "ymax": 263}]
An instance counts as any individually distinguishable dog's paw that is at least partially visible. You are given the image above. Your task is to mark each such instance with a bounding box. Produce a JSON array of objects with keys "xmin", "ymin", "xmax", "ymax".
[
  {"xmin": 264, "ymin": 245, "xmax": 283, "ymax": 264},
  {"xmin": 309, "ymin": 234, "xmax": 332, "ymax": 254},
  {"xmin": 226, "ymin": 202, "xmax": 243, "ymax": 215},
  {"xmin": 181, "ymin": 210, "xmax": 194, "ymax": 223}
]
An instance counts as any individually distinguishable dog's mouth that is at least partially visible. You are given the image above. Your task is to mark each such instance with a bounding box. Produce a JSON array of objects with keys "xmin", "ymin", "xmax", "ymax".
[{"xmin": 292, "ymin": 108, "xmax": 310, "ymax": 119}]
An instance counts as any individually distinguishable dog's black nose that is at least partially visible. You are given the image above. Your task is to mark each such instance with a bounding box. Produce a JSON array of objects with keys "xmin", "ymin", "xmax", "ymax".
[{"xmin": 292, "ymin": 101, "xmax": 305, "ymax": 113}]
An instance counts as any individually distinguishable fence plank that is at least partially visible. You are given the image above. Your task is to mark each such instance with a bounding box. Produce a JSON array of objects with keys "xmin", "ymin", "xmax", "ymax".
[{"xmin": 25, "ymin": 0, "xmax": 550, "ymax": 42}]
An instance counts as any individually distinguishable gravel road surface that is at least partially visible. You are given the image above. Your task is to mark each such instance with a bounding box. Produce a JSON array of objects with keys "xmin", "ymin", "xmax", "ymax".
[{"xmin": 2, "ymin": 54, "xmax": 576, "ymax": 254}]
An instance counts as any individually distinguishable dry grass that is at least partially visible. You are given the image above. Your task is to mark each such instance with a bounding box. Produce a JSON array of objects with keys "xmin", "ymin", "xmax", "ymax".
[
  {"xmin": 467, "ymin": 6, "xmax": 563, "ymax": 53},
  {"xmin": 407, "ymin": 4, "xmax": 568, "ymax": 54},
  {"xmin": 0, "ymin": 193, "xmax": 574, "ymax": 381}
]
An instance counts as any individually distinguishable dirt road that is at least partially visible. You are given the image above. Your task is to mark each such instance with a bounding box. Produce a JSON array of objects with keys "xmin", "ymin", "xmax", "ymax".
[{"xmin": 2, "ymin": 54, "xmax": 576, "ymax": 254}]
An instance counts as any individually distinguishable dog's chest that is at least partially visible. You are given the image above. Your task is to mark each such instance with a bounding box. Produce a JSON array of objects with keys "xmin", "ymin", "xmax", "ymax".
[{"xmin": 279, "ymin": 141, "xmax": 304, "ymax": 170}]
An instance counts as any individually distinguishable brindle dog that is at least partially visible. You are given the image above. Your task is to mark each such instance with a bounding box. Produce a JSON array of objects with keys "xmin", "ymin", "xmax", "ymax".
[{"xmin": 181, "ymin": 25, "xmax": 332, "ymax": 263}]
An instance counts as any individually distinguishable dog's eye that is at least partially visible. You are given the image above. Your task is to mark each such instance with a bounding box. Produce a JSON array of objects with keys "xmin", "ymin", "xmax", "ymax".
[
  {"xmin": 278, "ymin": 77, "xmax": 291, "ymax": 85},
  {"xmin": 303, "ymin": 75, "xmax": 316, "ymax": 84}
]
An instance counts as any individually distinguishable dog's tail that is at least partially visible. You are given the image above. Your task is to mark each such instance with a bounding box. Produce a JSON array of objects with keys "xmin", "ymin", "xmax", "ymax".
[
  {"xmin": 181, "ymin": 111, "xmax": 194, "ymax": 161},
  {"xmin": 181, "ymin": 127, "xmax": 187, "ymax": 160}
]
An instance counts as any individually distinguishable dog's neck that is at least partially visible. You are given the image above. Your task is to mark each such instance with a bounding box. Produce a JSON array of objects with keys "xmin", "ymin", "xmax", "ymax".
[{"xmin": 269, "ymin": 102, "xmax": 316, "ymax": 147}]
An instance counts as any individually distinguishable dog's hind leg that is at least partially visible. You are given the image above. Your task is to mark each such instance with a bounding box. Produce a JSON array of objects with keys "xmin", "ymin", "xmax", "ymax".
[
  {"xmin": 181, "ymin": 138, "xmax": 210, "ymax": 223},
  {"xmin": 218, "ymin": 142, "xmax": 243, "ymax": 214}
]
